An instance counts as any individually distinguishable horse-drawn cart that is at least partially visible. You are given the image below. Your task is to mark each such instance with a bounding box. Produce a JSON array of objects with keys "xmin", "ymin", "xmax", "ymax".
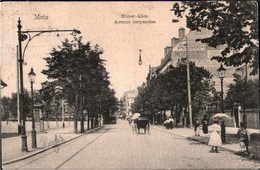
[{"xmin": 132, "ymin": 117, "xmax": 150, "ymax": 134}]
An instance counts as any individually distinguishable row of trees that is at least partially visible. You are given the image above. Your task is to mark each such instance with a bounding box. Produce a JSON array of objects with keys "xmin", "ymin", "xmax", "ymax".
[
  {"xmin": 131, "ymin": 60, "xmax": 215, "ymax": 126},
  {"xmin": 1, "ymin": 90, "xmax": 42, "ymax": 124},
  {"xmin": 40, "ymin": 37, "xmax": 118, "ymax": 133},
  {"xmin": 131, "ymin": 61, "xmax": 259, "ymax": 126},
  {"xmin": 1, "ymin": 37, "xmax": 118, "ymax": 133}
]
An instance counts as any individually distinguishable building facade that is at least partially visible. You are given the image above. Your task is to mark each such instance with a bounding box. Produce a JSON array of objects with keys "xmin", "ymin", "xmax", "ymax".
[
  {"xmin": 122, "ymin": 89, "xmax": 138, "ymax": 116},
  {"xmin": 148, "ymin": 27, "xmax": 257, "ymax": 94}
]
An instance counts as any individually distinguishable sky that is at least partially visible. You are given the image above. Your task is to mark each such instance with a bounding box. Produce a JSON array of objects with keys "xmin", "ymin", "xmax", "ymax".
[{"xmin": 0, "ymin": 2, "xmax": 188, "ymax": 99}]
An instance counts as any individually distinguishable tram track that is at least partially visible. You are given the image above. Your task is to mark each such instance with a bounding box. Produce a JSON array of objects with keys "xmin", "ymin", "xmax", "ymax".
[
  {"xmin": 12, "ymin": 126, "xmax": 110, "ymax": 170},
  {"xmin": 55, "ymin": 126, "xmax": 111, "ymax": 169}
]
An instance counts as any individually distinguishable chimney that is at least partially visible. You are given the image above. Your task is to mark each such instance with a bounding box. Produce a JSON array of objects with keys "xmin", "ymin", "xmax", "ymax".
[
  {"xmin": 164, "ymin": 46, "xmax": 172, "ymax": 58},
  {"xmin": 179, "ymin": 27, "xmax": 185, "ymax": 41},
  {"xmin": 171, "ymin": 37, "xmax": 179, "ymax": 48}
]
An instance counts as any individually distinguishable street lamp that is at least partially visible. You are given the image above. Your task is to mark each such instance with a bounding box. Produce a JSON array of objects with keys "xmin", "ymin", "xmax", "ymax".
[
  {"xmin": 138, "ymin": 49, "xmax": 142, "ymax": 66},
  {"xmin": 17, "ymin": 18, "xmax": 80, "ymax": 152},
  {"xmin": 28, "ymin": 68, "xmax": 37, "ymax": 148},
  {"xmin": 217, "ymin": 64, "xmax": 226, "ymax": 113}
]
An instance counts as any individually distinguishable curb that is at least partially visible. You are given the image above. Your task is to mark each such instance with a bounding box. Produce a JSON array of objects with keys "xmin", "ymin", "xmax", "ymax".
[
  {"xmin": 152, "ymin": 126, "xmax": 239, "ymax": 153},
  {"xmin": 3, "ymin": 125, "xmax": 104, "ymax": 165}
]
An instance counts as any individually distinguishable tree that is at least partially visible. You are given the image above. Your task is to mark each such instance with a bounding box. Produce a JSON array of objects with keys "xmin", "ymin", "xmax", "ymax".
[
  {"xmin": 172, "ymin": 1, "xmax": 259, "ymax": 75},
  {"xmin": 1, "ymin": 90, "xmax": 32, "ymax": 124},
  {"xmin": 1, "ymin": 96, "xmax": 11, "ymax": 124},
  {"xmin": 133, "ymin": 60, "xmax": 214, "ymax": 126},
  {"xmin": 40, "ymin": 81, "xmax": 58, "ymax": 128},
  {"xmin": 42, "ymin": 36, "xmax": 118, "ymax": 132},
  {"xmin": 225, "ymin": 74, "xmax": 259, "ymax": 109}
]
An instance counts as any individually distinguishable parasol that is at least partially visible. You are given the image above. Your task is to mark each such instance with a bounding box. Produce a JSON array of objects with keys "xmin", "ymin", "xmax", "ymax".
[{"xmin": 211, "ymin": 113, "xmax": 231, "ymax": 120}]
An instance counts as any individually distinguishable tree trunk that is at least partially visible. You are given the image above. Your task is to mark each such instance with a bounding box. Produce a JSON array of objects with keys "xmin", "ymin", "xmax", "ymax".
[
  {"xmin": 91, "ymin": 118, "xmax": 94, "ymax": 129},
  {"xmin": 152, "ymin": 113, "xmax": 155, "ymax": 125},
  {"xmin": 74, "ymin": 93, "xmax": 78, "ymax": 133},
  {"xmin": 99, "ymin": 106, "xmax": 101, "ymax": 126},
  {"xmin": 80, "ymin": 95, "xmax": 84, "ymax": 133},
  {"xmin": 87, "ymin": 106, "xmax": 90, "ymax": 130},
  {"xmin": 46, "ymin": 112, "xmax": 50, "ymax": 128},
  {"xmin": 55, "ymin": 111, "xmax": 59, "ymax": 127}
]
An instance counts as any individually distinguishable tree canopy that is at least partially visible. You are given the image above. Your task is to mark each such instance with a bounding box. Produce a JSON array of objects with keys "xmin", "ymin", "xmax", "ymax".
[
  {"xmin": 41, "ymin": 37, "xmax": 118, "ymax": 128},
  {"xmin": 225, "ymin": 74, "xmax": 259, "ymax": 109},
  {"xmin": 132, "ymin": 60, "xmax": 214, "ymax": 124},
  {"xmin": 172, "ymin": 1, "xmax": 259, "ymax": 75}
]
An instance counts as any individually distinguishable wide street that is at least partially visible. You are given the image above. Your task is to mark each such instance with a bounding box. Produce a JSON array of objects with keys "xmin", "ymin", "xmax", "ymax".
[{"xmin": 4, "ymin": 120, "xmax": 260, "ymax": 170}]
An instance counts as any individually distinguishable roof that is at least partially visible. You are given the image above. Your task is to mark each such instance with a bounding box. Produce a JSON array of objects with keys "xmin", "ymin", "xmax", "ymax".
[{"xmin": 123, "ymin": 89, "xmax": 138, "ymax": 98}]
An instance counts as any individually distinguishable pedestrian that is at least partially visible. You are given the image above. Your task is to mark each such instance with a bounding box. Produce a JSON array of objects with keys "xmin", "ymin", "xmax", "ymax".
[
  {"xmin": 202, "ymin": 115, "xmax": 209, "ymax": 134},
  {"xmin": 168, "ymin": 116, "xmax": 174, "ymax": 129},
  {"xmin": 194, "ymin": 118, "xmax": 200, "ymax": 136},
  {"xmin": 208, "ymin": 120, "xmax": 222, "ymax": 153},
  {"xmin": 237, "ymin": 123, "xmax": 250, "ymax": 154},
  {"xmin": 221, "ymin": 121, "xmax": 226, "ymax": 143}
]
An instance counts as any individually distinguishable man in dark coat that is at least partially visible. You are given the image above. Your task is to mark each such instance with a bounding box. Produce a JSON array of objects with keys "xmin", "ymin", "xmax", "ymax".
[
  {"xmin": 202, "ymin": 115, "xmax": 209, "ymax": 134},
  {"xmin": 221, "ymin": 121, "xmax": 226, "ymax": 143}
]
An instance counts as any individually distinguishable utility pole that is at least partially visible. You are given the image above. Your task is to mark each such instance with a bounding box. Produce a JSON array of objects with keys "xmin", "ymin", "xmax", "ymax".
[{"xmin": 185, "ymin": 37, "xmax": 193, "ymax": 128}]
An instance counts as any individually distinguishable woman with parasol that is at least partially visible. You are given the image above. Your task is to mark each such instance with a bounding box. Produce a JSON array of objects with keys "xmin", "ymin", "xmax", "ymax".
[
  {"xmin": 212, "ymin": 113, "xmax": 231, "ymax": 143},
  {"xmin": 208, "ymin": 119, "xmax": 222, "ymax": 153}
]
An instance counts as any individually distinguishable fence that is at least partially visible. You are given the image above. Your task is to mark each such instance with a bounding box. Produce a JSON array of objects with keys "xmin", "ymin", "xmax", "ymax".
[{"xmin": 208, "ymin": 108, "xmax": 259, "ymax": 129}]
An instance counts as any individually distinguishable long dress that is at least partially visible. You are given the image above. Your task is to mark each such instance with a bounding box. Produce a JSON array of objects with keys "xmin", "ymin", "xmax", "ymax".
[{"xmin": 208, "ymin": 123, "xmax": 222, "ymax": 147}]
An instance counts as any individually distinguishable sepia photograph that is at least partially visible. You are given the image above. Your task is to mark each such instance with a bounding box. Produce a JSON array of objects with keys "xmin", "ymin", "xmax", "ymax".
[{"xmin": 0, "ymin": 1, "xmax": 259, "ymax": 169}]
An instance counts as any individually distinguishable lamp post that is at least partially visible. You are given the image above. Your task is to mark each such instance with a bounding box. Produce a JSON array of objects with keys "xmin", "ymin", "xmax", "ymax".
[
  {"xmin": 217, "ymin": 64, "xmax": 226, "ymax": 113},
  {"xmin": 28, "ymin": 68, "xmax": 37, "ymax": 148},
  {"xmin": 17, "ymin": 18, "xmax": 80, "ymax": 151},
  {"xmin": 0, "ymin": 79, "xmax": 7, "ymax": 170}
]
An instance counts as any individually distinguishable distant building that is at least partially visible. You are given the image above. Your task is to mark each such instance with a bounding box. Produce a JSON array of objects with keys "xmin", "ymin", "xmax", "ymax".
[
  {"xmin": 122, "ymin": 89, "xmax": 138, "ymax": 116},
  {"xmin": 147, "ymin": 27, "xmax": 258, "ymax": 94}
]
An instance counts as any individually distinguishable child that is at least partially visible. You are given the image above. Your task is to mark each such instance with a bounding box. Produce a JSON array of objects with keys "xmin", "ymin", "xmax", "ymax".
[
  {"xmin": 208, "ymin": 120, "xmax": 222, "ymax": 153},
  {"xmin": 194, "ymin": 118, "xmax": 200, "ymax": 136},
  {"xmin": 237, "ymin": 123, "xmax": 250, "ymax": 154}
]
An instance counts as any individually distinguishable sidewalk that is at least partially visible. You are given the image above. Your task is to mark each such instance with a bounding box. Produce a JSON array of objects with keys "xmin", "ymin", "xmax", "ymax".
[
  {"xmin": 152, "ymin": 125, "xmax": 259, "ymax": 156},
  {"xmin": 2, "ymin": 122, "xmax": 103, "ymax": 165}
]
